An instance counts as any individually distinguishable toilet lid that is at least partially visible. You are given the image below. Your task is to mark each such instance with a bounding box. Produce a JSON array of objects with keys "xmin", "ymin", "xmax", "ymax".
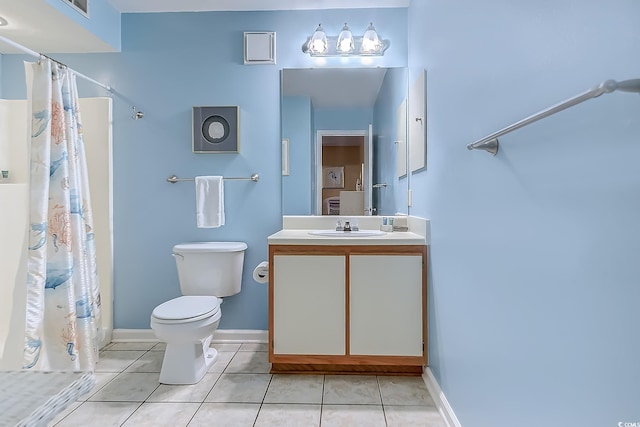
[
  {"xmin": 152, "ymin": 296, "xmax": 220, "ymax": 321},
  {"xmin": 173, "ymin": 242, "xmax": 247, "ymax": 253}
]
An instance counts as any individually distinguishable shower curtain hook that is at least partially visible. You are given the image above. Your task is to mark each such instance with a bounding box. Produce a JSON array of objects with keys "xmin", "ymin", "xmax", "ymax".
[{"xmin": 132, "ymin": 106, "xmax": 144, "ymax": 120}]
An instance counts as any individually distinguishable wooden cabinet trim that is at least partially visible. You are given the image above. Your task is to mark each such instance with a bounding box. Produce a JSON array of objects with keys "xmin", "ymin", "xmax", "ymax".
[
  {"xmin": 270, "ymin": 244, "xmax": 425, "ymax": 256},
  {"xmin": 271, "ymin": 354, "xmax": 424, "ymax": 366},
  {"xmin": 345, "ymin": 254, "xmax": 351, "ymax": 356}
]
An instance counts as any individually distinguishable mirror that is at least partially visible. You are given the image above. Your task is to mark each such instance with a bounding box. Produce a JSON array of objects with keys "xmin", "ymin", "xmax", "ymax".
[{"xmin": 281, "ymin": 67, "xmax": 409, "ymax": 217}]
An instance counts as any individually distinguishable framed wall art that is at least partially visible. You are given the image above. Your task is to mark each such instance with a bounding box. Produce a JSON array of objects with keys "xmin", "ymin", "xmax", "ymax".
[
  {"xmin": 323, "ymin": 166, "xmax": 344, "ymax": 189},
  {"xmin": 193, "ymin": 106, "xmax": 239, "ymax": 153}
]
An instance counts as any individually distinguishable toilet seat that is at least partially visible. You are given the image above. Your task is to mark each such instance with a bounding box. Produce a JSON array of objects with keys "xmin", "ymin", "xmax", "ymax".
[{"xmin": 152, "ymin": 296, "xmax": 220, "ymax": 324}]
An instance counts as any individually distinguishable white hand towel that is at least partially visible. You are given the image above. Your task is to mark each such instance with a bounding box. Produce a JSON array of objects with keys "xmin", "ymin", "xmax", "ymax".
[{"xmin": 195, "ymin": 176, "xmax": 225, "ymax": 228}]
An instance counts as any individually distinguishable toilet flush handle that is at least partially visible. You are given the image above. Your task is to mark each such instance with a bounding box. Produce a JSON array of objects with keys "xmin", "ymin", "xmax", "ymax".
[{"xmin": 172, "ymin": 252, "xmax": 184, "ymax": 260}]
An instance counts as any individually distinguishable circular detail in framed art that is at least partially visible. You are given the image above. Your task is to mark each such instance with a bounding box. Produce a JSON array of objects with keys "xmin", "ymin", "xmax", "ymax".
[{"xmin": 202, "ymin": 115, "xmax": 230, "ymax": 144}]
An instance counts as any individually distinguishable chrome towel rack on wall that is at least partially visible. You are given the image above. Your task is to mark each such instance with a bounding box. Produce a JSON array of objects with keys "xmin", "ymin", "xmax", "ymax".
[
  {"xmin": 167, "ymin": 174, "xmax": 260, "ymax": 183},
  {"xmin": 467, "ymin": 79, "xmax": 640, "ymax": 156}
]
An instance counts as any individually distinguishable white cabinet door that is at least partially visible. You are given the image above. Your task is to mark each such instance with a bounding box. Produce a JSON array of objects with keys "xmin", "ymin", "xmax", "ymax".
[
  {"xmin": 350, "ymin": 255, "xmax": 423, "ymax": 356},
  {"xmin": 273, "ymin": 255, "xmax": 345, "ymax": 355}
]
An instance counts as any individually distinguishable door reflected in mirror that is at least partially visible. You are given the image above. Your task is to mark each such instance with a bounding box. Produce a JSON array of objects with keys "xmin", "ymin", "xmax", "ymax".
[{"xmin": 281, "ymin": 67, "xmax": 409, "ymax": 216}]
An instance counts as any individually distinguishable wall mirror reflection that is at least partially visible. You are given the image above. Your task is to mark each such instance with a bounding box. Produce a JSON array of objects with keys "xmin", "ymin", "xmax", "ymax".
[{"xmin": 281, "ymin": 67, "xmax": 409, "ymax": 216}]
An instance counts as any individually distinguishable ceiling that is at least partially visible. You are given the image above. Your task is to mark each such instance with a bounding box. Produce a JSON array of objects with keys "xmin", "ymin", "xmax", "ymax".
[
  {"xmin": 0, "ymin": 0, "xmax": 116, "ymax": 53},
  {"xmin": 107, "ymin": 0, "xmax": 410, "ymax": 13}
]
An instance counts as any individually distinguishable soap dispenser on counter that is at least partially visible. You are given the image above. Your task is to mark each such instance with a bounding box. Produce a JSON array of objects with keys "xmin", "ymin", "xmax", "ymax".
[{"xmin": 380, "ymin": 217, "xmax": 393, "ymax": 232}]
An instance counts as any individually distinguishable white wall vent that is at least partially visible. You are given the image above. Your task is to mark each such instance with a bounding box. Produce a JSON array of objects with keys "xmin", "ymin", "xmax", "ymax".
[
  {"xmin": 62, "ymin": 0, "xmax": 89, "ymax": 17},
  {"xmin": 243, "ymin": 32, "xmax": 276, "ymax": 65}
]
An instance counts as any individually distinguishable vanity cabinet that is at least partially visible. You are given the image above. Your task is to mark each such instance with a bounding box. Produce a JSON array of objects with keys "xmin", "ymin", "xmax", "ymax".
[{"xmin": 268, "ymin": 244, "xmax": 427, "ymax": 375}]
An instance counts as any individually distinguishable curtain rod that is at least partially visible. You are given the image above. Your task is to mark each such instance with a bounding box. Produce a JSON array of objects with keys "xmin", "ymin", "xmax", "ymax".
[{"xmin": 0, "ymin": 35, "xmax": 112, "ymax": 93}]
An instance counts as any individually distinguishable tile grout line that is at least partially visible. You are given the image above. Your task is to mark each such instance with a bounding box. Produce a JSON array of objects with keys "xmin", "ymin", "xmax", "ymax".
[
  {"xmin": 318, "ymin": 374, "xmax": 326, "ymax": 427},
  {"xmin": 56, "ymin": 347, "xmax": 151, "ymax": 425},
  {"xmin": 252, "ymin": 366, "xmax": 274, "ymax": 427},
  {"xmin": 117, "ymin": 402, "xmax": 145, "ymax": 427},
  {"xmin": 183, "ymin": 346, "xmax": 237, "ymax": 426},
  {"xmin": 377, "ymin": 376, "xmax": 390, "ymax": 427},
  {"xmin": 119, "ymin": 348, "xmax": 161, "ymax": 427}
]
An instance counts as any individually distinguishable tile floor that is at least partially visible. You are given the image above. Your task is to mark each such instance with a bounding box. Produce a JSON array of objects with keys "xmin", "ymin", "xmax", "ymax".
[{"xmin": 51, "ymin": 342, "xmax": 447, "ymax": 427}]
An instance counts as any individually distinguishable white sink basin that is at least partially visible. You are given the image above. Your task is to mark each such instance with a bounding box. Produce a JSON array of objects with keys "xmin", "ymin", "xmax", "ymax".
[{"xmin": 308, "ymin": 230, "xmax": 386, "ymax": 237}]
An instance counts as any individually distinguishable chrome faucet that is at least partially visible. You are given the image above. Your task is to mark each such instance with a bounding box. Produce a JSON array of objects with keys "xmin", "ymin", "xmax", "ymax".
[{"xmin": 336, "ymin": 219, "xmax": 359, "ymax": 232}]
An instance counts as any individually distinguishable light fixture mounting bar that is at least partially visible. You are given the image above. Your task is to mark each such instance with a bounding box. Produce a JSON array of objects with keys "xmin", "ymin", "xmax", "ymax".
[
  {"xmin": 302, "ymin": 37, "xmax": 389, "ymax": 56},
  {"xmin": 302, "ymin": 22, "xmax": 389, "ymax": 57}
]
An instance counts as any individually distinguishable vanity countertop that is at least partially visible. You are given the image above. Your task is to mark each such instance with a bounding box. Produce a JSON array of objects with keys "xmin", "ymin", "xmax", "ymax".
[{"xmin": 268, "ymin": 229, "xmax": 425, "ymax": 245}]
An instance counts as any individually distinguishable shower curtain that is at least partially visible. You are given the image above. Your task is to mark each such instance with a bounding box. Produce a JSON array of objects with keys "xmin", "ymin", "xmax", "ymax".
[{"xmin": 23, "ymin": 60, "xmax": 102, "ymax": 370}]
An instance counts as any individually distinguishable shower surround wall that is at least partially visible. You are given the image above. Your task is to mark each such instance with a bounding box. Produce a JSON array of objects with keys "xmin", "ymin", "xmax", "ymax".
[{"xmin": 0, "ymin": 100, "xmax": 28, "ymax": 366}]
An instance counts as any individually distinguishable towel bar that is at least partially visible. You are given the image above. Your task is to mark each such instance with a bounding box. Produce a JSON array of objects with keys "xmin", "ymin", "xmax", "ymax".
[
  {"xmin": 167, "ymin": 174, "xmax": 259, "ymax": 183},
  {"xmin": 467, "ymin": 78, "xmax": 640, "ymax": 155}
]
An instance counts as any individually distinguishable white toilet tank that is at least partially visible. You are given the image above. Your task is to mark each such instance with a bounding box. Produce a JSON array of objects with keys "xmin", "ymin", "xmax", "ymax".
[{"xmin": 173, "ymin": 242, "xmax": 247, "ymax": 297}]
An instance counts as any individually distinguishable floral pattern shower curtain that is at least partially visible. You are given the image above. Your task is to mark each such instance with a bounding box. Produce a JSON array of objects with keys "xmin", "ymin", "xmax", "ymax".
[{"xmin": 23, "ymin": 60, "xmax": 102, "ymax": 370}]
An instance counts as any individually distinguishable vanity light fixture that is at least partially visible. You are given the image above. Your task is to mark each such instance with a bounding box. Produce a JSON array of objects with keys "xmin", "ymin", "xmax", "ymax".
[
  {"xmin": 361, "ymin": 22, "xmax": 382, "ymax": 53},
  {"xmin": 302, "ymin": 22, "xmax": 389, "ymax": 57},
  {"xmin": 308, "ymin": 24, "xmax": 328, "ymax": 55},
  {"xmin": 0, "ymin": 16, "xmax": 8, "ymax": 26},
  {"xmin": 336, "ymin": 23, "xmax": 354, "ymax": 54}
]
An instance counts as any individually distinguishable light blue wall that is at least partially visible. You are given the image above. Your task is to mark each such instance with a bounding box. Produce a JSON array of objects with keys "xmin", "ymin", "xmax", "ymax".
[
  {"xmin": 1, "ymin": 8, "xmax": 408, "ymax": 330},
  {"xmin": 408, "ymin": 0, "xmax": 640, "ymax": 426},
  {"xmin": 282, "ymin": 96, "xmax": 312, "ymax": 215},
  {"xmin": 373, "ymin": 67, "xmax": 407, "ymax": 216},
  {"xmin": 43, "ymin": 0, "xmax": 121, "ymax": 51},
  {"xmin": 314, "ymin": 107, "xmax": 372, "ymax": 131}
]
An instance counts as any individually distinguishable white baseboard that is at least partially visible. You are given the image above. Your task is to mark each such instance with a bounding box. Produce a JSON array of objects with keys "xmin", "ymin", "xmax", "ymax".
[
  {"xmin": 100, "ymin": 327, "xmax": 113, "ymax": 349},
  {"xmin": 423, "ymin": 367, "xmax": 462, "ymax": 427},
  {"xmin": 212, "ymin": 329, "xmax": 268, "ymax": 343},
  {"xmin": 111, "ymin": 329, "xmax": 157, "ymax": 342},
  {"xmin": 111, "ymin": 329, "xmax": 268, "ymax": 344}
]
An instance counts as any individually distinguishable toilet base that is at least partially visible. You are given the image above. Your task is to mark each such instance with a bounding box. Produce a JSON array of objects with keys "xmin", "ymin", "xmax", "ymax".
[{"xmin": 159, "ymin": 336, "xmax": 218, "ymax": 385}]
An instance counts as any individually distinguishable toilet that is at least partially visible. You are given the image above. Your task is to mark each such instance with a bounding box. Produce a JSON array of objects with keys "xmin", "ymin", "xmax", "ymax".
[{"xmin": 150, "ymin": 241, "xmax": 247, "ymax": 384}]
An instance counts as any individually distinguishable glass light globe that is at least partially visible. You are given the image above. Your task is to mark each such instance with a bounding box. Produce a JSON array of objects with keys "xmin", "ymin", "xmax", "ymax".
[
  {"xmin": 361, "ymin": 22, "xmax": 381, "ymax": 53},
  {"xmin": 336, "ymin": 23, "xmax": 354, "ymax": 54},
  {"xmin": 309, "ymin": 24, "xmax": 328, "ymax": 54}
]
